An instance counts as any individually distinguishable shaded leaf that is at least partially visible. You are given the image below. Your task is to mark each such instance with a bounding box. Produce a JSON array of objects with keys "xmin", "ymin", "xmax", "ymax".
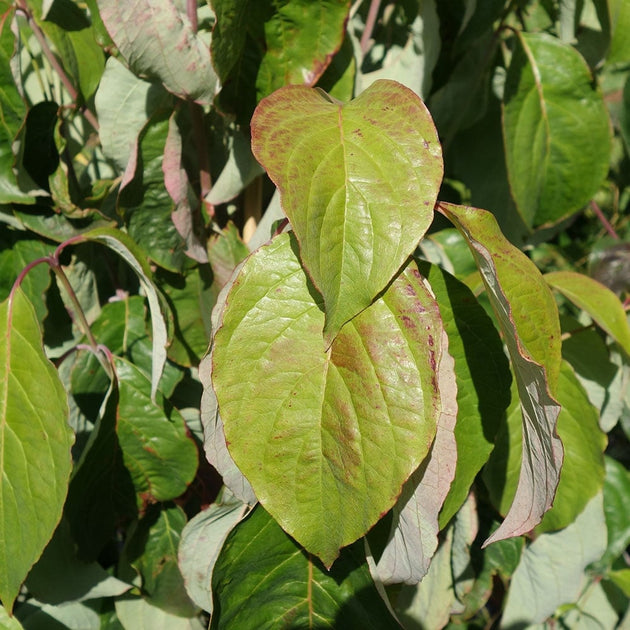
[
  {"xmin": 501, "ymin": 492, "xmax": 607, "ymax": 627},
  {"xmin": 600, "ymin": 456, "xmax": 630, "ymax": 567},
  {"xmin": 98, "ymin": 0, "xmax": 216, "ymax": 104},
  {"xmin": 95, "ymin": 56, "xmax": 171, "ymax": 176},
  {"xmin": 212, "ymin": 233, "xmax": 444, "ymax": 567},
  {"xmin": 438, "ymin": 202, "xmax": 562, "ymax": 545},
  {"xmin": 0, "ymin": 289, "xmax": 73, "ymax": 611},
  {"xmin": 210, "ymin": 505, "xmax": 399, "ymax": 629},
  {"xmin": 545, "ymin": 270, "xmax": 630, "ymax": 356},
  {"xmin": 211, "ymin": 0, "xmax": 351, "ymax": 123},
  {"xmin": 178, "ymin": 491, "xmax": 248, "ymax": 613},
  {"xmin": 114, "ymin": 357, "xmax": 198, "ymax": 505},
  {"xmin": 416, "ymin": 261, "xmax": 510, "ymax": 527},
  {"xmin": 0, "ymin": 3, "xmax": 36, "ymax": 204},
  {"xmin": 252, "ymin": 80, "xmax": 443, "ymax": 342},
  {"xmin": 79, "ymin": 227, "xmax": 171, "ymax": 401},
  {"xmin": 25, "ymin": 517, "xmax": 131, "ymax": 604},
  {"xmin": 122, "ymin": 504, "xmax": 198, "ymax": 617},
  {"xmin": 502, "ymin": 32, "xmax": 611, "ymax": 227}
]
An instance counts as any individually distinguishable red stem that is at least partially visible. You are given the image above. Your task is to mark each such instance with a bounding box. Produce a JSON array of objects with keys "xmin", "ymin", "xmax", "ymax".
[
  {"xmin": 590, "ymin": 200, "xmax": 619, "ymax": 240},
  {"xmin": 360, "ymin": 0, "xmax": 382, "ymax": 55}
]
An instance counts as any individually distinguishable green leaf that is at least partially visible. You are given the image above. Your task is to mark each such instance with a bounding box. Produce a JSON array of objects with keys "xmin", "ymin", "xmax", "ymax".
[
  {"xmin": 501, "ymin": 492, "xmax": 607, "ymax": 627},
  {"xmin": 251, "ymin": 80, "xmax": 443, "ymax": 342},
  {"xmin": 212, "ymin": 233, "xmax": 446, "ymax": 567},
  {"xmin": 37, "ymin": 0, "xmax": 105, "ymax": 102},
  {"xmin": 119, "ymin": 112, "xmax": 187, "ymax": 274},
  {"xmin": 608, "ymin": 0, "xmax": 630, "ymax": 63},
  {"xmin": 114, "ymin": 357, "xmax": 198, "ymax": 505},
  {"xmin": 438, "ymin": 202, "xmax": 562, "ymax": 546},
  {"xmin": 211, "ymin": 0, "xmax": 351, "ymax": 124},
  {"xmin": 178, "ymin": 491, "xmax": 248, "ymax": 614},
  {"xmin": 25, "ymin": 517, "xmax": 131, "ymax": 604},
  {"xmin": 95, "ymin": 56, "xmax": 171, "ymax": 175},
  {"xmin": 98, "ymin": 0, "xmax": 217, "ymax": 104},
  {"xmin": 416, "ymin": 262, "xmax": 510, "ymax": 528},
  {"xmin": 210, "ymin": 505, "xmax": 398, "ymax": 629},
  {"xmin": 122, "ymin": 505, "xmax": 197, "ymax": 617},
  {"xmin": 65, "ymin": 381, "xmax": 137, "ymax": 561},
  {"xmin": 0, "ymin": 604, "xmax": 24, "ymax": 629},
  {"xmin": 545, "ymin": 270, "xmax": 630, "ymax": 356},
  {"xmin": 601, "ymin": 456, "xmax": 630, "ymax": 567},
  {"xmin": 0, "ymin": 289, "xmax": 73, "ymax": 612},
  {"xmin": 0, "ymin": 3, "xmax": 36, "ymax": 205},
  {"xmin": 78, "ymin": 227, "xmax": 171, "ymax": 401},
  {"xmin": 502, "ymin": 32, "xmax": 611, "ymax": 227},
  {"xmin": 115, "ymin": 597, "xmax": 205, "ymax": 630}
]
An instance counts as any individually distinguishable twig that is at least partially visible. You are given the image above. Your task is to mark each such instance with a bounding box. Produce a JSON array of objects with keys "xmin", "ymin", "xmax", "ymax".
[
  {"xmin": 360, "ymin": 0, "xmax": 382, "ymax": 55},
  {"xmin": 590, "ymin": 200, "xmax": 619, "ymax": 240}
]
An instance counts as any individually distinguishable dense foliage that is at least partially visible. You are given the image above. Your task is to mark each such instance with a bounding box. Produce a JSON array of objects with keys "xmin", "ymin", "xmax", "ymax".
[{"xmin": 1, "ymin": 0, "xmax": 630, "ymax": 628}]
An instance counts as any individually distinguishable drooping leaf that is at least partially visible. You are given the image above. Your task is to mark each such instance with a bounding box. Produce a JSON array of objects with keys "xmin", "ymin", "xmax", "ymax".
[
  {"xmin": 438, "ymin": 202, "xmax": 563, "ymax": 546},
  {"xmin": 65, "ymin": 380, "xmax": 137, "ymax": 561},
  {"xmin": 118, "ymin": 112, "xmax": 187, "ymax": 274},
  {"xmin": 122, "ymin": 504, "xmax": 198, "ymax": 617},
  {"xmin": 0, "ymin": 3, "xmax": 36, "ymax": 205},
  {"xmin": 210, "ymin": 505, "xmax": 398, "ymax": 629},
  {"xmin": 211, "ymin": 0, "xmax": 351, "ymax": 123},
  {"xmin": 501, "ymin": 492, "xmax": 607, "ymax": 627},
  {"xmin": 163, "ymin": 112, "xmax": 207, "ymax": 263},
  {"xmin": 78, "ymin": 227, "xmax": 172, "ymax": 401},
  {"xmin": 0, "ymin": 289, "xmax": 73, "ymax": 612},
  {"xmin": 371, "ymin": 329, "xmax": 457, "ymax": 585},
  {"xmin": 502, "ymin": 32, "xmax": 611, "ymax": 227},
  {"xmin": 416, "ymin": 261, "xmax": 510, "ymax": 527},
  {"xmin": 212, "ymin": 233, "xmax": 445, "ymax": 567},
  {"xmin": 545, "ymin": 270, "xmax": 630, "ymax": 356},
  {"xmin": 114, "ymin": 357, "xmax": 198, "ymax": 506},
  {"xmin": 178, "ymin": 491, "xmax": 248, "ymax": 614},
  {"xmin": 95, "ymin": 56, "xmax": 171, "ymax": 176},
  {"xmin": 25, "ymin": 517, "xmax": 131, "ymax": 604},
  {"xmin": 251, "ymin": 80, "xmax": 443, "ymax": 342},
  {"xmin": 485, "ymin": 362, "xmax": 606, "ymax": 535},
  {"xmin": 98, "ymin": 0, "xmax": 217, "ymax": 104}
]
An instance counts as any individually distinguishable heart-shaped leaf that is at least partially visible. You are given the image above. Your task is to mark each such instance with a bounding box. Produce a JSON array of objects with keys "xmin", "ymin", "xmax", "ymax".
[
  {"xmin": 251, "ymin": 80, "xmax": 443, "ymax": 343},
  {"xmin": 211, "ymin": 233, "xmax": 447, "ymax": 567}
]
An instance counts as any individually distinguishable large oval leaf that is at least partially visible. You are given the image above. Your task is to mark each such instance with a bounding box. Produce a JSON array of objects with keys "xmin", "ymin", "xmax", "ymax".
[
  {"xmin": 251, "ymin": 80, "xmax": 443, "ymax": 343},
  {"xmin": 502, "ymin": 32, "xmax": 611, "ymax": 227},
  {"xmin": 210, "ymin": 505, "xmax": 398, "ymax": 629},
  {"xmin": 0, "ymin": 289, "xmax": 73, "ymax": 612},
  {"xmin": 211, "ymin": 233, "xmax": 446, "ymax": 567},
  {"xmin": 98, "ymin": 0, "xmax": 216, "ymax": 104}
]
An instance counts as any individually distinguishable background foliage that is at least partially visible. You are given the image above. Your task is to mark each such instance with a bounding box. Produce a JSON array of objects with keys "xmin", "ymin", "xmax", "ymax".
[{"xmin": 1, "ymin": 0, "xmax": 630, "ymax": 628}]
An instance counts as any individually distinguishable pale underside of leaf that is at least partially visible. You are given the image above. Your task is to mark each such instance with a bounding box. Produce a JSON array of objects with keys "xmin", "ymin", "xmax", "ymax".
[
  {"xmin": 211, "ymin": 233, "xmax": 444, "ymax": 567},
  {"xmin": 373, "ymin": 327, "xmax": 457, "ymax": 585},
  {"xmin": 437, "ymin": 203, "xmax": 563, "ymax": 546}
]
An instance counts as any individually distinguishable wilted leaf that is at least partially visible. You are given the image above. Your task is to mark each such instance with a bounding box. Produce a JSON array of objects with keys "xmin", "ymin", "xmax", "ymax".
[
  {"xmin": 252, "ymin": 80, "xmax": 443, "ymax": 342},
  {"xmin": 210, "ymin": 505, "xmax": 398, "ymax": 629},
  {"xmin": 212, "ymin": 233, "xmax": 445, "ymax": 567},
  {"xmin": 98, "ymin": 0, "xmax": 216, "ymax": 104},
  {"xmin": 0, "ymin": 289, "xmax": 73, "ymax": 611},
  {"xmin": 502, "ymin": 32, "xmax": 611, "ymax": 227},
  {"xmin": 438, "ymin": 202, "xmax": 562, "ymax": 546}
]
